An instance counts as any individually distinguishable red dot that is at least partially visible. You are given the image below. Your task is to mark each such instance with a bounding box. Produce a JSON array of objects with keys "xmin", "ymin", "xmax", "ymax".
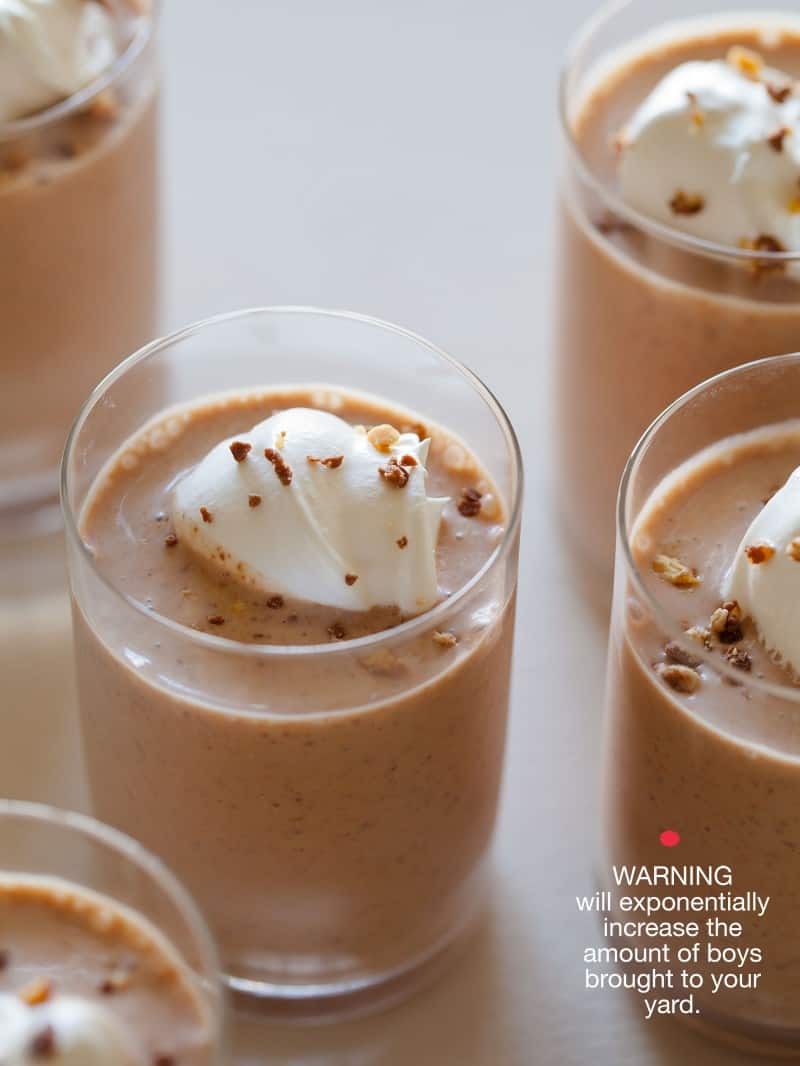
[{"xmin": 660, "ymin": 829, "xmax": 681, "ymax": 848}]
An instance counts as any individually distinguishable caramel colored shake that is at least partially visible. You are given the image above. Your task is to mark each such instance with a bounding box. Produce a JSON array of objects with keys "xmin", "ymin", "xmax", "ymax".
[
  {"xmin": 604, "ymin": 354, "xmax": 800, "ymax": 1049},
  {"xmin": 65, "ymin": 310, "xmax": 522, "ymax": 1015},
  {"xmin": 0, "ymin": 875, "xmax": 214, "ymax": 1064},
  {"xmin": 556, "ymin": 13, "xmax": 800, "ymax": 588},
  {"xmin": 0, "ymin": 0, "xmax": 158, "ymax": 526}
]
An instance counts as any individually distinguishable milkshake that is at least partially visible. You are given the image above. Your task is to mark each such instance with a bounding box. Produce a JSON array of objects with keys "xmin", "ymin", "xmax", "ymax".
[
  {"xmin": 0, "ymin": 0, "xmax": 159, "ymax": 529},
  {"xmin": 63, "ymin": 308, "xmax": 522, "ymax": 1015},
  {"xmin": 604, "ymin": 354, "xmax": 800, "ymax": 1051},
  {"xmin": 556, "ymin": 3, "xmax": 800, "ymax": 591},
  {"xmin": 0, "ymin": 801, "xmax": 223, "ymax": 1063}
]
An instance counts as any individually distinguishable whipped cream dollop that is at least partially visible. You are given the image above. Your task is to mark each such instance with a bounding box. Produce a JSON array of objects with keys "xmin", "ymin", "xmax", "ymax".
[
  {"xmin": 172, "ymin": 407, "xmax": 448, "ymax": 615},
  {"xmin": 0, "ymin": 993, "xmax": 137, "ymax": 1065},
  {"xmin": 724, "ymin": 465, "xmax": 800, "ymax": 674},
  {"xmin": 617, "ymin": 50, "xmax": 800, "ymax": 252},
  {"xmin": 0, "ymin": 0, "xmax": 118, "ymax": 123}
]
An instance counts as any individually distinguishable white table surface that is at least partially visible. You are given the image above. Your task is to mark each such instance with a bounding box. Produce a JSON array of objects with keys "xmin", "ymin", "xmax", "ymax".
[{"xmin": 0, "ymin": 0, "xmax": 768, "ymax": 1062}]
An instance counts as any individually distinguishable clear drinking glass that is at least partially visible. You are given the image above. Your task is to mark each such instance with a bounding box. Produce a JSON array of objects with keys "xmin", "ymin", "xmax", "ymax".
[
  {"xmin": 0, "ymin": 0, "xmax": 160, "ymax": 536},
  {"xmin": 0, "ymin": 798, "xmax": 225, "ymax": 1059},
  {"xmin": 604, "ymin": 354, "xmax": 800, "ymax": 1054},
  {"xmin": 62, "ymin": 307, "xmax": 523, "ymax": 1019},
  {"xmin": 554, "ymin": 0, "xmax": 800, "ymax": 598}
]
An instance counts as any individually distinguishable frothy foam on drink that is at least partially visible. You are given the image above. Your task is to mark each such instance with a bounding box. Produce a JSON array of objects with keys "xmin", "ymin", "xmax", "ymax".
[
  {"xmin": 0, "ymin": 0, "xmax": 118, "ymax": 122},
  {"xmin": 617, "ymin": 49, "xmax": 800, "ymax": 257},
  {"xmin": 171, "ymin": 407, "xmax": 449, "ymax": 615},
  {"xmin": 0, "ymin": 993, "xmax": 137, "ymax": 1065}
]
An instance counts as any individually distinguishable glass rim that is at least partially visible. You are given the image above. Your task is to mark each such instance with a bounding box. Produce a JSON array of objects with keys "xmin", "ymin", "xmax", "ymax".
[
  {"xmin": 558, "ymin": 0, "xmax": 800, "ymax": 266},
  {"xmin": 0, "ymin": 0, "xmax": 160, "ymax": 142},
  {"xmin": 61, "ymin": 305, "xmax": 524, "ymax": 661},
  {"xmin": 617, "ymin": 350, "xmax": 800, "ymax": 701},
  {"xmin": 0, "ymin": 798, "xmax": 225, "ymax": 1047}
]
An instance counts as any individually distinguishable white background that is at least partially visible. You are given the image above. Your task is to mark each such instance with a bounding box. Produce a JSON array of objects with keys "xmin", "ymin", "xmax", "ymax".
[{"xmin": 2, "ymin": 0, "xmax": 762, "ymax": 1062}]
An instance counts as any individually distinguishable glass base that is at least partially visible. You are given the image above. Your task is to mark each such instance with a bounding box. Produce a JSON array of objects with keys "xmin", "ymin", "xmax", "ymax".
[{"xmin": 226, "ymin": 907, "xmax": 479, "ymax": 1026}]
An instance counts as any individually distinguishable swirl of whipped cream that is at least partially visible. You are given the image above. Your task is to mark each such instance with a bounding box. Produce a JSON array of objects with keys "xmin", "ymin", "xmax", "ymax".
[
  {"xmin": 0, "ymin": 993, "xmax": 137, "ymax": 1065},
  {"xmin": 724, "ymin": 465, "xmax": 800, "ymax": 675},
  {"xmin": 0, "ymin": 0, "xmax": 118, "ymax": 123},
  {"xmin": 172, "ymin": 407, "xmax": 449, "ymax": 616},
  {"xmin": 617, "ymin": 50, "xmax": 800, "ymax": 253}
]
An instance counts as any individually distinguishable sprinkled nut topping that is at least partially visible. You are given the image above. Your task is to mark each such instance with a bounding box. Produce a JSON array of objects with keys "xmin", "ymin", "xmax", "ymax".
[
  {"xmin": 200, "ymin": 506, "xmax": 213, "ymax": 523},
  {"xmin": 710, "ymin": 600, "xmax": 744, "ymax": 644},
  {"xmin": 99, "ymin": 967, "xmax": 131, "ymax": 995},
  {"xmin": 787, "ymin": 538, "xmax": 800, "ymax": 561},
  {"xmin": 164, "ymin": 532, "xmax": 178, "ymax": 547},
  {"xmin": 230, "ymin": 441, "xmax": 252, "ymax": 462},
  {"xmin": 725, "ymin": 646, "xmax": 752, "ymax": 671},
  {"xmin": 669, "ymin": 190, "xmax": 705, "ymax": 215},
  {"xmin": 264, "ymin": 447, "xmax": 293, "ymax": 486},
  {"xmin": 397, "ymin": 536, "xmax": 408, "ymax": 549},
  {"xmin": 685, "ymin": 625, "xmax": 712, "ymax": 650},
  {"xmin": 656, "ymin": 663, "xmax": 700, "ymax": 693},
  {"xmin": 19, "ymin": 977, "xmax": 52, "ymax": 1006},
  {"xmin": 345, "ymin": 573, "xmax": 358, "ymax": 586},
  {"xmin": 307, "ymin": 454, "xmax": 344, "ymax": 469},
  {"xmin": 266, "ymin": 595, "xmax": 284, "ymax": 609},
  {"xmin": 360, "ymin": 648, "xmax": 406, "ymax": 677},
  {"xmin": 727, "ymin": 45, "xmax": 764, "ymax": 80},
  {"xmin": 651, "ymin": 554, "xmax": 700, "ymax": 588},
  {"xmin": 207, "ymin": 614, "xmax": 225, "ymax": 626},
  {"xmin": 664, "ymin": 641, "xmax": 701, "ymax": 668},
  {"xmin": 767, "ymin": 82, "xmax": 792, "ymax": 104},
  {"xmin": 741, "ymin": 234, "xmax": 785, "ymax": 254},
  {"xmin": 739, "ymin": 234, "xmax": 786, "ymax": 274},
  {"xmin": 378, "ymin": 457, "xmax": 410, "ymax": 488},
  {"xmin": 457, "ymin": 487, "xmax": 482, "ymax": 517},
  {"xmin": 328, "ymin": 622, "xmax": 346, "ymax": 640},
  {"xmin": 768, "ymin": 127, "xmax": 790, "ymax": 152},
  {"xmin": 30, "ymin": 1026, "xmax": 56, "ymax": 1059},
  {"xmin": 400, "ymin": 454, "xmax": 418, "ymax": 467},
  {"xmin": 745, "ymin": 543, "xmax": 776, "ymax": 564},
  {"xmin": 248, "ymin": 494, "xmax": 262, "ymax": 508},
  {"xmin": 367, "ymin": 424, "xmax": 400, "ymax": 452},
  {"xmin": 433, "ymin": 631, "xmax": 458, "ymax": 648}
]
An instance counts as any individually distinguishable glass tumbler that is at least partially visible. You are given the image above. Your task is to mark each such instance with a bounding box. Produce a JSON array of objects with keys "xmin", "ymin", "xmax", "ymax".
[
  {"xmin": 62, "ymin": 307, "xmax": 523, "ymax": 1019},
  {"xmin": 0, "ymin": 0, "xmax": 160, "ymax": 536},
  {"xmin": 554, "ymin": 0, "xmax": 800, "ymax": 596},
  {"xmin": 604, "ymin": 354, "xmax": 800, "ymax": 1055},
  {"xmin": 0, "ymin": 798, "xmax": 225, "ymax": 1060}
]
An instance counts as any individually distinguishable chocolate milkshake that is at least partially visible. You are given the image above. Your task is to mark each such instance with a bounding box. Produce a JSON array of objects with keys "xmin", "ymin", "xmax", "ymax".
[
  {"xmin": 0, "ymin": 800, "xmax": 223, "ymax": 1063},
  {"xmin": 0, "ymin": 0, "xmax": 158, "ymax": 528},
  {"xmin": 556, "ymin": 7, "xmax": 800, "ymax": 589},
  {"xmin": 604, "ymin": 355, "xmax": 800, "ymax": 1050},
  {"xmin": 63, "ymin": 309, "xmax": 522, "ymax": 1013},
  {"xmin": 0, "ymin": 876, "xmax": 214, "ymax": 1064}
]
